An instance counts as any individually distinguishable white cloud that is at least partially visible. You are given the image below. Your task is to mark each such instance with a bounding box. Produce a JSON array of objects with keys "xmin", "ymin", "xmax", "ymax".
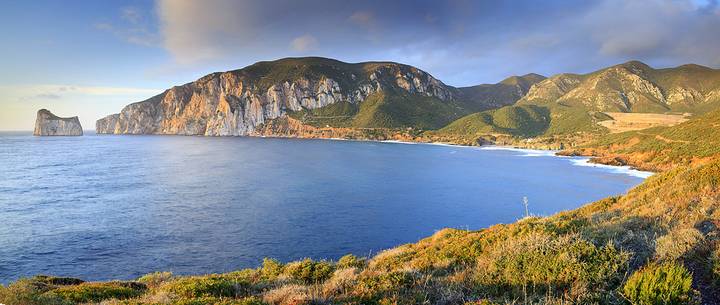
[
  {"xmin": 349, "ymin": 10, "xmax": 375, "ymax": 26},
  {"xmin": 1, "ymin": 85, "xmax": 161, "ymax": 101},
  {"xmin": 96, "ymin": 6, "xmax": 160, "ymax": 47},
  {"xmin": 291, "ymin": 35, "xmax": 318, "ymax": 51}
]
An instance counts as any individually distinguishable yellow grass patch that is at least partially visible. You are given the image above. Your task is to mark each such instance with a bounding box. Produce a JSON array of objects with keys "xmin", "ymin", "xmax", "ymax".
[{"xmin": 598, "ymin": 112, "xmax": 690, "ymax": 133}]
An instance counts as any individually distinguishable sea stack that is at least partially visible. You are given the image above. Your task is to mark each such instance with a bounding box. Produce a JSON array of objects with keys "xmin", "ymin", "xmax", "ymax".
[{"xmin": 33, "ymin": 109, "xmax": 83, "ymax": 136}]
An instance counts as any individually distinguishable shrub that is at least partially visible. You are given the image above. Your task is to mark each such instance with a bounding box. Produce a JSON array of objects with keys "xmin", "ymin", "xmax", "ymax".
[
  {"xmin": 0, "ymin": 279, "xmax": 69, "ymax": 305},
  {"xmin": 173, "ymin": 296, "xmax": 267, "ymax": 305},
  {"xmin": 654, "ymin": 228, "xmax": 704, "ymax": 261},
  {"xmin": 474, "ymin": 232, "xmax": 629, "ymax": 301},
  {"xmin": 283, "ymin": 258, "xmax": 335, "ymax": 284},
  {"xmin": 161, "ymin": 276, "xmax": 240, "ymax": 298},
  {"xmin": 337, "ymin": 254, "xmax": 367, "ymax": 269},
  {"xmin": 138, "ymin": 271, "xmax": 174, "ymax": 289},
  {"xmin": 50, "ymin": 281, "xmax": 145, "ymax": 303},
  {"xmin": 262, "ymin": 284, "xmax": 313, "ymax": 305},
  {"xmin": 622, "ymin": 263, "xmax": 697, "ymax": 305},
  {"xmin": 260, "ymin": 258, "xmax": 284, "ymax": 280}
]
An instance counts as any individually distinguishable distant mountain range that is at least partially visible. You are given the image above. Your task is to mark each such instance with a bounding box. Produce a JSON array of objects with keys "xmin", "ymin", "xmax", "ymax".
[{"xmin": 96, "ymin": 57, "xmax": 720, "ymax": 143}]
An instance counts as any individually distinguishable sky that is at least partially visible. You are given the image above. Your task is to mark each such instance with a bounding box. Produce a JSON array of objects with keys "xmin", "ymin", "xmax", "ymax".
[{"xmin": 1, "ymin": 0, "xmax": 719, "ymax": 131}]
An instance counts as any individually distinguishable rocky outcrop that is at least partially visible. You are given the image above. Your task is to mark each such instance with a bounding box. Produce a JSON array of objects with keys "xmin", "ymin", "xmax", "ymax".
[
  {"xmin": 96, "ymin": 57, "xmax": 454, "ymax": 136},
  {"xmin": 33, "ymin": 109, "xmax": 83, "ymax": 136}
]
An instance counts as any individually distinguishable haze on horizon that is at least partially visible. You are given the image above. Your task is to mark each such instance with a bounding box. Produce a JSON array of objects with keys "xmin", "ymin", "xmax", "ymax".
[{"xmin": 1, "ymin": 0, "xmax": 719, "ymax": 131}]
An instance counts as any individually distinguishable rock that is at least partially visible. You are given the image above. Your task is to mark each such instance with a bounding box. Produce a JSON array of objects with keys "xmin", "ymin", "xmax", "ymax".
[{"xmin": 33, "ymin": 109, "xmax": 83, "ymax": 136}]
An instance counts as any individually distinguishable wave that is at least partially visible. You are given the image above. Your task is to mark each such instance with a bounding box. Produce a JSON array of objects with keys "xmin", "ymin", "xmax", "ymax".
[
  {"xmin": 568, "ymin": 158, "xmax": 654, "ymax": 178},
  {"xmin": 478, "ymin": 145, "xmax": 653, "ymax": 178},
  {"xmin": 478, "ymin": 145, "xmax": 558, "ymax": 157}
]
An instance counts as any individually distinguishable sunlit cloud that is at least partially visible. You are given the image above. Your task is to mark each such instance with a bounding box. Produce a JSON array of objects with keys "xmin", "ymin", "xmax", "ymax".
[{"xmin": 291, "ymin": 35, "xmax": 318, "ymax": 52}]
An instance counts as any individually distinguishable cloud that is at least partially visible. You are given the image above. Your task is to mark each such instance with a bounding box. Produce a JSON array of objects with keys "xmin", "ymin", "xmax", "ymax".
[
  {"xmin": 121, "ymin": 7, "xmax": 142, "ymax": 24},
  {"xmin": 291, "ymin": 35, "xmax": 318, "ymax": 51},
  {"xmin": 96, "ymin": 6, "xmax": 160, "ymax": 47},
  {"xmin": 349, "ymin": 10, "xmax": 374, "ymax": 26},
  {"xmin": 4, "ymin": 85, "xmax": 161, "ymax": 102},
  {"xmin": 151, "ymin": 0, "xmax": 720, "ymax": 85},
  {"xmin": 34, "ymin": 93, "xmax": 61, "ymax": 100}
]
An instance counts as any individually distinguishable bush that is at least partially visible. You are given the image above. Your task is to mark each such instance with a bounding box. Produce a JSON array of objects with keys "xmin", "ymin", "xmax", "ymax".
[
  {"xmin": 337, "ymin": 254, "xmax": 367, "ymax": 269},
  {"xmin": 50, "ymin": 281, "xmax": 145, "ymax": 303},
  {"xmin": 283, "ymin": 258, "xmax": 335, "ymax": 284},
  {"xmin": 0, "ymin": 279, "xmax": 69, "ymax": 305},
  {"xmin": 138, "ymin": 271, "xmax": 174, "ymax": 289},
  {"xmin": 260, "ymin": 258, "xmax": 284, "ymax": 280},
  {"xmin": 475, "ymin": 232, "xmax": 629, "ymax": 301},
  {"xmin": 173, "ymin": 296, "xmax": 267, "ymax": 305},
  {"xmin": 161, "ymin": 276, "xmax": 241, "ymax": 298},
  {"xmin": 654, "ymin": 228, "xmax": 704, "ymax": 261},
  {"xmin": 623, "ymin": 263, "xmax": 697, "ymax": 305}
]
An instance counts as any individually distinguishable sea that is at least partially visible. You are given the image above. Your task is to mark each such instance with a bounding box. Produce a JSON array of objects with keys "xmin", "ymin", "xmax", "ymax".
[{"xmin": 0, "ymin": 132, "xmax": 650, "ymax": 283}]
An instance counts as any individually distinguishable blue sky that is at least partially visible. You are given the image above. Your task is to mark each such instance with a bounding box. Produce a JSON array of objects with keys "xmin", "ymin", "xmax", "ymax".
[{"xmin": 1, "ymin": 0, "xmax": 719, "ymax": 130}]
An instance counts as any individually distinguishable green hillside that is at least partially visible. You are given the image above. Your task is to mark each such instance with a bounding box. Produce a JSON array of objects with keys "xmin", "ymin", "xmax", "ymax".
[
  {"xmin": 289, "ymin": 90, "xmax": 470, "ymax": 130},
  {"xmin": 454, "ymin": 73, "xmax": 546, "ymax": 111},
  {"xmin": 431, "ymin": 103, "xmax": 610, "ymax": 145}
]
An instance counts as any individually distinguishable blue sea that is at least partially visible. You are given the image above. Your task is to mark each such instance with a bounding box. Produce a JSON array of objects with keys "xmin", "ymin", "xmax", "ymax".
[{"xmin": 0, "ymin": 132, "xmax": 648, "ymax": 283}]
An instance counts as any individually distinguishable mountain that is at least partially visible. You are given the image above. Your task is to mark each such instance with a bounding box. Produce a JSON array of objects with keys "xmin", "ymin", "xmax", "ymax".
[
  {"xmin": 434, "ymin": 61, "xmax": 720, "ymax": 145},
  {"xmin": 96, "ymin": 57, "xmax": 540, "ymax": 136},
  {"xmin": 518, "ymin": 61, "xmax": 720, "ymax": 112},
  {"xmin": 455, "ymin": 73, "xmax": 546, "ymax": 109}
]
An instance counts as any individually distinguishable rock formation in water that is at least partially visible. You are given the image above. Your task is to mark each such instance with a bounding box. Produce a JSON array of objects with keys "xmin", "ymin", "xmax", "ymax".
[{"xmin": 33, "ymin": 109, "xmax": 83, "ymax": 136}]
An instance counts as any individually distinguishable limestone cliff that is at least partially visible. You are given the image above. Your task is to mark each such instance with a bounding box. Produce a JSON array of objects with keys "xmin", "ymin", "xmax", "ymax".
[
  {"xmin": 33, "ymin": 109, "xmax": 83, "ymax": 136},
  {"xmin": 96, "ymin": 57, "xmax": 457, "ymax": 136}
]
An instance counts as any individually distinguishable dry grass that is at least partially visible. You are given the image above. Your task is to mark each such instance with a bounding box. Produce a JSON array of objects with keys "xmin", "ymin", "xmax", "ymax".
[{"xmin": 597, "ymin": 112, "xmax": 690, "ymax": 133}]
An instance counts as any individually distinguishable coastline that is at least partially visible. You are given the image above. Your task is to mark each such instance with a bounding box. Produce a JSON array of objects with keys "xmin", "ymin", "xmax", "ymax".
[{"xmin": 95, "ymin": 130, "xmax": 658, "ymax": 179}]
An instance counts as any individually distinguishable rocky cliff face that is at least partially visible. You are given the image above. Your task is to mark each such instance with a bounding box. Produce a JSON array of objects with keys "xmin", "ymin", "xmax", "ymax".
[
  {"xmin": 96, "ymin": 57, "xmax": 454, "ymax": 136},
  {"xmin": 34, "ymin": 109, "xmax": 83, "ymax": 136}
]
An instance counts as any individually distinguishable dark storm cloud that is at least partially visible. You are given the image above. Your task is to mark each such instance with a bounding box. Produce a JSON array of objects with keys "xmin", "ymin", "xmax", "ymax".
[{"xmin": 155, "ymin": 0, "xmax": 720, "ymax": 85}]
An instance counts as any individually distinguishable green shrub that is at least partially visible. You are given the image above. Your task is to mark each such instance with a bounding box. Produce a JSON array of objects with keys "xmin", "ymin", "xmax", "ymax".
[
  {"xmin": 137, "ymin": 271, "xmax": 174, "ymax": 289},
  {"xmin": 260, "ymin": 258, "xmax": 284, "ymax": 280},
  {"xmin": 50, "ymin": 281, "xmax": 145, "ymax": 303},
  {"xmin": 475, "ymin": 233, "xmax": 629, "ymax": 301},
  {"xmin": 173, "ymin": 296, "xmax": 267, "ymax": 305},
  {"xmin": 337, "ymin": 254, "xmax": 367, "ymax": 269},
  {"xmin": 161, "ymin": 276, "xmax": 240, "ymax": 298},
  {"xmin": 283, "ymin": 258, "xmax": 335, "ymax": 284},
  {"xmin": 623, "ymin": 263, "xmax": 697, "ymax": 305},
  {"xmin": 0, "ymin": 279, "xmax": 69, "ymax": 305}
]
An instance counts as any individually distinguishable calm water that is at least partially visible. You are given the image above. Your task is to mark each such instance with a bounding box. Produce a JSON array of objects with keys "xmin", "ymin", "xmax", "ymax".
[{"xmin": 0, "ymin": 132, "xmax": 647, "ymax": 283}]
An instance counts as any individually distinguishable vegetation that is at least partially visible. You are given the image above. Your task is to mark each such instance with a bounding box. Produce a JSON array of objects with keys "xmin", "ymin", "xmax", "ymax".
[
  {"xmin": 567, "ymin": 108, "xmax": 720, "ymax": 171},
  {"xmin": 622, "ymin": 263, "xmax": 697, "ymax": 305}
]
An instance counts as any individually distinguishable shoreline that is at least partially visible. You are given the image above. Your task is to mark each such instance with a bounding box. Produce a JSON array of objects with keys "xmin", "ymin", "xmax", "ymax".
[{"xmin": 20, "ymin": 130, "xmax": 656, "ymax": 179}]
